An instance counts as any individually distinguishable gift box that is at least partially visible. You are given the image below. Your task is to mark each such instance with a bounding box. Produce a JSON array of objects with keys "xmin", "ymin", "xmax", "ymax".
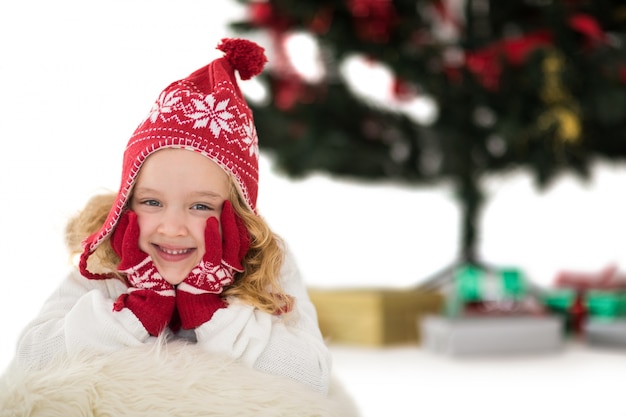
[
  {"xmin": 586, "ymin": 290, "xmax": 626, "ymax": 320},
  {"xmin": 542, "ymin": 265, "xmax": 626, "ymax": 336},
  {"xmin": 307, "ymin": 287, "xmax": 444, "ymax": 346},
  {"xmin": 420, "ymin": 314, "xmax": 565, "ymax": 356},
  {"xmin": 443, "ymin": 265, "xmax": 541, "ymax": 317},
  {"xmin": 453, "ymin": 265, "xmax": 526, "ymax": 302}
]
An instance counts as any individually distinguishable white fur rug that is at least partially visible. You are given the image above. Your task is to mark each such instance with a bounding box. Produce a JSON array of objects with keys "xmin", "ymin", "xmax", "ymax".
[{"xmin": 0, "ymin": 341, "xmax": 360, "ymax": 417}]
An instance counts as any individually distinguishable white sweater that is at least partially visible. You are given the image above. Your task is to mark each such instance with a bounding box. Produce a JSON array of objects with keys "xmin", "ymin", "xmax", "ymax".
[{"xmin": 13, "ymin": 249, "xmax": 331, "ymax": 393}]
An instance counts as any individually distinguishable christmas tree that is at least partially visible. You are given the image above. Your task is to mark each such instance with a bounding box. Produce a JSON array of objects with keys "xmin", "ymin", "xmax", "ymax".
[{"xmin": 230, "ymin": 0, "xmax": 626, "ymax": 269}]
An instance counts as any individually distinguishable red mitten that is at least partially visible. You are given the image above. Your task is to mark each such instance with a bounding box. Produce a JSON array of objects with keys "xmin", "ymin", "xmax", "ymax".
[
  {"xmin": 110, "ymin": 210, "xmax": 175, "ymax": 336},
  {"xmin": 176, "ymin": 201, "xmax": 250, "ymax": 329}
]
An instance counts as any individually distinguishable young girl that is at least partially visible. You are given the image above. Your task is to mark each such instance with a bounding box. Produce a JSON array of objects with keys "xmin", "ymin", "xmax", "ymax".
[{"xmin": 8, "ymin": 38, "xmax": 331, "ymax": 394}]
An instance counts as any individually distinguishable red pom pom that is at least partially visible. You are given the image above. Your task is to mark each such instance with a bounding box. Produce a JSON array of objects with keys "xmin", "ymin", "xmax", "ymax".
[{"xmin": 217, "ymin": 38, "xmax": 268, "ymax": 80}]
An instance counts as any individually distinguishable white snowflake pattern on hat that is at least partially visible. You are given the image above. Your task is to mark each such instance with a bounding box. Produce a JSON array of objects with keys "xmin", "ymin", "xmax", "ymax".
[
  {"xmin": 242, "ymin": 119, "xmax": 259, "ymax": 159},
  {"xmin": 148, "ymin": 90, "xmax": 181, "ymax": 123},
  {"xmin": 187, "ymin": 94, "xmax": 235, "ymax": 134}
]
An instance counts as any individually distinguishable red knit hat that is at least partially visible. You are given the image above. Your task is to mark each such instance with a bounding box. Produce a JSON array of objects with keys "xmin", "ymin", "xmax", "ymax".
[{"xmin": 79, "ymin": 38, "xmax": 267, "ymax": 279}]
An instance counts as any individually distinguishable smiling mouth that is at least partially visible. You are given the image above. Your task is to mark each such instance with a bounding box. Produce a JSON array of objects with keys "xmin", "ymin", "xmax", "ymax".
[{"xmin": 156, "ymin": 245, "xmax": 193, "ymax": 256}]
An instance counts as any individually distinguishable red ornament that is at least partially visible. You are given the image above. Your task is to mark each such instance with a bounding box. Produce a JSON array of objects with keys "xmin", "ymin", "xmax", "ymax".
[
  {"xmin": 249, "ymin": 2, "xmax": 273, "ymax": 26},
  {"xmin": 464, "ymin": 49, "xmax": 504, "ymax": 91},
  {"xmin": 272, "ymin": 76, "xmax": 316, "ymax": 111},
  {"xmin": 248, "ymin": 2, "xmax": 292, "ymax": 31},
  {"xmin": 347, "ymin": 0, "xmax": 398, "ymax": 43},
  {"xmin": 464, "ymin": 30, "xmax": 553, "ymax": 90},
  {"xmin": 392, "ymin": 78, "xmax": 417, "ymax": 101},
  {"xmin": 309, "ymin": 5, "xmax": 334, "ymax": 34},
  {"xmin": 568, "ymin": 13, "xmax": 606, "ymax": 48}
]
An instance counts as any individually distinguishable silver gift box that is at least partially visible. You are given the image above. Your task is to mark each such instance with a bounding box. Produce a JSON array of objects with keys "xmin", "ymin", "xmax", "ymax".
[
  {"xmin": 420, "ymin": 315, "xmax": 565, "ymax": 356},
  {"xmin": 584, "ymin": 319, "xmax": 626, "ymax": 348}
]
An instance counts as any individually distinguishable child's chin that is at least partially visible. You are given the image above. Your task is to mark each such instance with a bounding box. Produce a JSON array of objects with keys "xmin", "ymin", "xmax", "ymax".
[
  {"xmin": 164, "ymin": 275, "xmax": 187, "ymax": 286},
  {"xmin": 153, "ymin": 263, "xmax": 193, "ymax": 286},
  {"xmin": 158, "ymin": 270, "xmax": 189, "ymax": 286}
]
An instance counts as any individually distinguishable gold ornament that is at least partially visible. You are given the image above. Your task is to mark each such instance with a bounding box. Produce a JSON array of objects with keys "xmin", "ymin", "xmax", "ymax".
[
  {"xmin": 536, "ymin": 49, "xmax": 581, "ymax": 145},
  {"xmin": 537, "ymin": 106, "xmax": 581, "ymax": 144}
]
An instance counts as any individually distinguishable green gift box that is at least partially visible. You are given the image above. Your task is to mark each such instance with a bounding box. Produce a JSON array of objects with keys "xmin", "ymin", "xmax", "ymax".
[
  {"xmin": 454, "ymin": 265, "xmax": 526, "ymax": 302},
  {"xmin": 543, "ymin": 289, "xmax": 626, "ymax": 321},
  {"xmin": 543, "ymin": 289, "xmax": 576, "ymax": 312},
  {"xmin": 542, "ymin": 289, "xmax": 626, "ymax": 336},
  {"xmin": 586, "ymin": 290, "xmax": 626, "ymax": 321},
  {"xmin": 444, "ymin": 265, "xmax": 529, "ymax": 318}
]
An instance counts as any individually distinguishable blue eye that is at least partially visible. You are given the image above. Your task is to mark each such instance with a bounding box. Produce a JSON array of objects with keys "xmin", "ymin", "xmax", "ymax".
[
  {"xmin": 141, "ymin": 199, "xmax": 161, "ymax": 207},
  {"xmin": 191, "ymin": 203, "xmax": 212, "ymax": 211}
]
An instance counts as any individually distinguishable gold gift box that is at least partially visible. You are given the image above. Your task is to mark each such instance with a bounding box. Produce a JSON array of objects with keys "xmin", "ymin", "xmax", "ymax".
[{"xmin": 308, "ymin": 287, "xmax": 444, "ymax": 346}]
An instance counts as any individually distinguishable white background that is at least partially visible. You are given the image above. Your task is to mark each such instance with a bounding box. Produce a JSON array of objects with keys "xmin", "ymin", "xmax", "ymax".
[{"xmin": 2, "ymin": 1, "xmax": 626, "ymax": 416}]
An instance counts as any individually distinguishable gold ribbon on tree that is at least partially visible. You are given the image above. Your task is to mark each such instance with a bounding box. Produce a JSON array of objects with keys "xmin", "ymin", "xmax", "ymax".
[{"xmin": 536, "ymin": 49, "xmax": 582, "ymax": 145}]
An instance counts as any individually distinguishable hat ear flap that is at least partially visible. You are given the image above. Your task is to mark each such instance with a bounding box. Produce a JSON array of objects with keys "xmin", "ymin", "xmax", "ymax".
[{"xmin": 79, "ymin": 235, "xmax": 112, "ymax": 280}]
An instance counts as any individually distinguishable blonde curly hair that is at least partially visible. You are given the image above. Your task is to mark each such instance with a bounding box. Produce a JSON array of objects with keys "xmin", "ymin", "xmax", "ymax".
[{"xmin": 66, "ymin": 180, "xmax": 293, "ymax": 315}]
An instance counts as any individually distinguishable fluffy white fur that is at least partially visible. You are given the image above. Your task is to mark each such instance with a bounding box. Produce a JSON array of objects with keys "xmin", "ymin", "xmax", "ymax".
[{"xmin": 0, "ymin": 340, "xmax": 360, "ymax": 417}]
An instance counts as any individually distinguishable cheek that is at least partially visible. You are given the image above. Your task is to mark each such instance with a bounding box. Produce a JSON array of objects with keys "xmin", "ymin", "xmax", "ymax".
[
  {"xmin": 134, "ymin": 216, "xmax": 152, "ymax": 252},
  {"xmin": 194, "ymin": 221, "xmax": 209, "ymax": 252}
]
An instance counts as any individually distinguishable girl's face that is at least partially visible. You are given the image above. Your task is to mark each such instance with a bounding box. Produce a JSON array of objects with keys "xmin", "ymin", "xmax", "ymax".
[{"xmin": 130, "ymin": 148, "xmax": 230, "ymax": 285}]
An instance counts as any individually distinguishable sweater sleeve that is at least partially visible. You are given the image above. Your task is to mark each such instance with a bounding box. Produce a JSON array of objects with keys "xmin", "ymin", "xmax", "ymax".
[
  {"xmin": 194, "ymin": 247, "xmax": 332, "ymax": 393},
  {"xmin": 14, "ymin": 269, "xmax": 150, "ymax": 371}
]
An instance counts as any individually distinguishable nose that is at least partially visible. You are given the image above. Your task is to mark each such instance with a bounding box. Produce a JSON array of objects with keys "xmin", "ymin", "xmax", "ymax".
[{"xmin": 157, "ymin": 208, "xmax": 188, "ymax": 237}]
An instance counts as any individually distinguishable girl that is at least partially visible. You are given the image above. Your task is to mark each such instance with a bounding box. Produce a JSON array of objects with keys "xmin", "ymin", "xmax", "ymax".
[{"xmin": 9, "ymin": 38, "xmax": 331, "ymax": 394}]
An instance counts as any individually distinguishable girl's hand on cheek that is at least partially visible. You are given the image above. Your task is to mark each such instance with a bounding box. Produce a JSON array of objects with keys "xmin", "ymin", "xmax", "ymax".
[
  {"xmin": 175, "ymin": 201, "xmax": 250, "ymax": 329},
  {"xmin": 110, "ymin": 210, "xmax": 176, "ymax": 336}
]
